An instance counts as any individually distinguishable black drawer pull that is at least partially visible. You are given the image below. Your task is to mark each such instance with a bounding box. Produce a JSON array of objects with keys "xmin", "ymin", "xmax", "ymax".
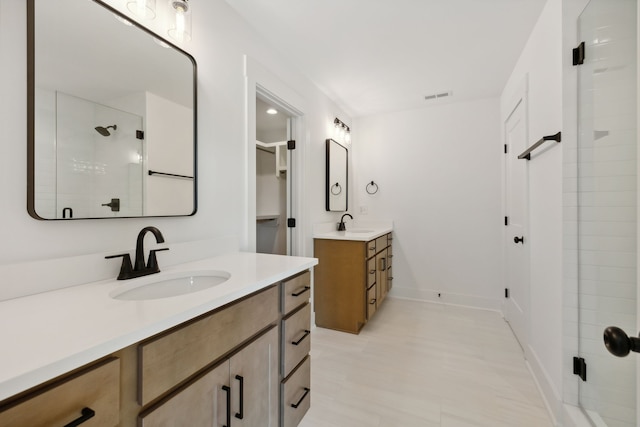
[
  {"xmin": 291, "ymin": 387, "xmax": 311, "ymax": 409},
  {"xmin": 291, "ymin": 286, "xmax": 310, "ymax": 297},
  {"xmin": 222, "ymin": 385, "xmax": 231, "ymax": 427},
  {"xmin": 235, "ymin": 375, "xmax": 244, "ymax": 420},
  {"xmin": 64, "ymin": 407, "xmax": 95, "ymax": 427},
  {"xmin": 292, "ymin": 330, "xmax": 311, "ymax": 345}
]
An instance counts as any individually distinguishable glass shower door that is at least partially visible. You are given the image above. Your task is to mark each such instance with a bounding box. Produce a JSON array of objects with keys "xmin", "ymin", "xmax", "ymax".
[
  {"xmin": 56, "ymin": 93, "xmax": 144, "ymax": 218},
  {"xmin": 576, "ymin": 0, "xmax": 638, "ymax": 425}
]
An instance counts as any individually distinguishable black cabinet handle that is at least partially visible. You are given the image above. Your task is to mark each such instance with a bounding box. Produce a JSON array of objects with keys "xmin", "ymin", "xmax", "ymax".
[
  {"xmin": 291, "ymin": 387, "xmax": 311, "ymax": 409},
  {"xmin": 292, "ymin": 330, "xmax": 311, "ymax": 346},
  {"xmin": 604, "ymin": 326, "xmax": 640, "ymax": 357},
  {"xmin": 514, "ymin": 236, "xmax": 524, "ymax": 244},
  {"xmin": 234, "ymin": 375, "xmax": 244, "ymax": 420},
  {"xmin": 222, "ymin": 385, "xmax": 231, "ymax": 427},
  {"xmin": 291, "ymin": 286, "xmax": 310, "ymax": 297},
  {"xmin": 64, "ymin": 407, "xmax": 95, "ymax": 427}
]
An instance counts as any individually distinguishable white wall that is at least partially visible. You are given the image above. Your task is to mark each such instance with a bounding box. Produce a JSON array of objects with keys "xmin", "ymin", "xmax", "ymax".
[
  {"xmin": 354, "ymin": 98, "xmax": 503, "ymax": 310},
  {"xmin": 500, "ymin": 0, "xmax": 563, "ymax": 421},
  {"xmin": 145, "ymin": 92, "xmax": 194, "ymax": 216},
  {"xmin": 0, "ymin": 0, "xmax": 349, "ymax": 298}
]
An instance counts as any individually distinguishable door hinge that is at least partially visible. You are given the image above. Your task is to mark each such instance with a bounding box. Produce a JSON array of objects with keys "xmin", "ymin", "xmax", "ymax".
[
  {"xmin": 505, "ymin": 288, "xmax": 509, "ymax": 298},
  {"xmin": 136, "ymin": 130, "xmax": 144, "ymax": 140},
  {"xmin": 287, "ymin": 140, "xmax": 296, "ymax": 150},
  {"xmin": 287, "ymin": 218, "xmax": 296, "ymax": 228},
  {"xmin": 504, "ymin": 144, "xmax": 508, "ymax": 154},
  {"xmin": 573, "ymin": 41, "xmax": 585, "ymax": 66},
  {"xmin": 573, "ymin": 356, "xmax": 587, "ymax": 381},
  {"xmin": 504, "ymin": 216, "xmax": 509, "ymax": 226}
]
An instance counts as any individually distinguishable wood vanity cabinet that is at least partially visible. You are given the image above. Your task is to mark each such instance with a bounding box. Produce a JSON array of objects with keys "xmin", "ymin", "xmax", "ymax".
[
  {"xmin": 314, "ymin": 233, "xmax": 392, "ymax": 334},
  {"xmin": 139, "ymin": 327, "xmax": 279, "ymax": 427},
  {"xmin": 0, "ymin": 270, "xmax": 314, "ymax": 427}
]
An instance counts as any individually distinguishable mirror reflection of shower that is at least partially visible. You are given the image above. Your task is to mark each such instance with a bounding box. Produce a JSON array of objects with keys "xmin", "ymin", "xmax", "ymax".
[{"xmin": 94, "ymin": 124, "xmax": 117, "ymax": 136}]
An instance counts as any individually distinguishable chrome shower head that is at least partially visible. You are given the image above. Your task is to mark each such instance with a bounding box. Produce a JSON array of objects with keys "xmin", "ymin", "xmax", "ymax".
[{"xmin": 95, "ymin": 124, "xmax": 117, "ymax": 136}]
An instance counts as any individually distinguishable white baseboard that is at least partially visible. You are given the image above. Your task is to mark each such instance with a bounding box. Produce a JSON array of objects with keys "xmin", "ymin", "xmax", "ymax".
[
  {"xmin": 525, "ymin": 345, "xmax": 562, "ymax": 426},
  {"xmin": 390, "ymin": 286, "xmax": 501, "ymax": 312}
]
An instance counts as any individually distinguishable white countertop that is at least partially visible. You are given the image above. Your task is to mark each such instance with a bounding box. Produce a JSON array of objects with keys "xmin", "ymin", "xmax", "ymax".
[
  {"xmin": 313, "ymin": 228, "xmax": 392, "ymax": 241},
  {"xmin": 0, "ymin": 251, "xmax": 317, "ymax": 402},
  {"xmin": 313, "ymin": 220, "xmax": 393, "ymax": 242}
]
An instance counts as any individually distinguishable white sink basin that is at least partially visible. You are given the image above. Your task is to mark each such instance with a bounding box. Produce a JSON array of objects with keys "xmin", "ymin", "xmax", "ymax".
[{"xmin": 110, "ymin": 270, "xmax": 231, "ymax": 301}]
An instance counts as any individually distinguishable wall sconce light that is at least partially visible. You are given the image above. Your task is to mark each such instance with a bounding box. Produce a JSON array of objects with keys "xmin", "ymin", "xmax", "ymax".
[
  {"xmin": 334, "ymin": 118, "xmax": 351, "ymax": 143},
  {"xmin": 127, "ymin": 0, "xmax": 156, "ymax": 20},
  {"xmin": 168, "ymin": 0, "xmax": 192, "ymax": 43}
]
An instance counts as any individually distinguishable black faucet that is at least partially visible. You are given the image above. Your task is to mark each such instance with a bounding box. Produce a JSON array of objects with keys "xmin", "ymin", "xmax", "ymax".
[
  {"xmin": 106, "ymin": 226, "xmax": 169, "ymax": 280},
  {"xmin": 337, "ymin": 213, "xmax": 353, "ymax": 231}
]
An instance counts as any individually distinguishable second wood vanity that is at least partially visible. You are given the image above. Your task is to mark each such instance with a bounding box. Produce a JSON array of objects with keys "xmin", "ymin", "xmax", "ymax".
[
  {"xmin": 0, "ymin": 253, "xmax": 315, "ymax": 427},
  {"xmin": 314, "ymin": 229, "xmax": 393, "ymax": 334}
]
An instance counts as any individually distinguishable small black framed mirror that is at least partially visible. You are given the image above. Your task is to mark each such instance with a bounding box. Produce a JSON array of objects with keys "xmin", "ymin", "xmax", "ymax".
[{"xmin": 325, "ymin": 139, "xmax": 348, "ymax": 212}]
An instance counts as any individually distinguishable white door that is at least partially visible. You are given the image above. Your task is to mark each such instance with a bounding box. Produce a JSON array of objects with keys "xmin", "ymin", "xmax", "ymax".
[{"xmin": 504, "ymin": 97, "xmax": 530, "ymax": 351}]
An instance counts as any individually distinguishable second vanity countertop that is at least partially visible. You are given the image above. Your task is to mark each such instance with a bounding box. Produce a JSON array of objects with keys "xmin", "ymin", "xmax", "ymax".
[
  {"xmin": 0, "ymin": 251, "xmax": 317, "ymax": 402},
  {"xmin": 313, "ymin": 220, "xmax": 393, "ymax": 242}
]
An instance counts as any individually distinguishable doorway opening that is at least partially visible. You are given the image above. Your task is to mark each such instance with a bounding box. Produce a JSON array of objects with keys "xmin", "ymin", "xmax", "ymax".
[{"xmin": 255, "ymin": 95, "xmax": 296, "ymax": 255}]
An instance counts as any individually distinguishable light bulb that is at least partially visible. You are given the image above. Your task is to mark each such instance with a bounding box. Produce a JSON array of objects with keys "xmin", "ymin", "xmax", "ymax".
[
  {"xmin": 168, "ymin": 0, "xmax": 192, "ymax": 42},
  {"xmin": 345, "ymin": 131, "xmax": 351, "ymax": 143}
]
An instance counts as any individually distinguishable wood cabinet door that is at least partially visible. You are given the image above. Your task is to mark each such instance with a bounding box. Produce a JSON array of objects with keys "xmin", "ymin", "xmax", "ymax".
[
  {"xmin": 139, "ymin": 360, "xmax": 230, "ymax": 427},
  {"xmin": 376, "ymin": 248, "xmax": 388, "ymax": 306},
  {"xmin": 230, "ymin": 327, "xmax": 279, "ymax": 427}
]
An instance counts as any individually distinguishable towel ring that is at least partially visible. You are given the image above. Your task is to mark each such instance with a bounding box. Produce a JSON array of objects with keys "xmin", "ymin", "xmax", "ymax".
[
  {"xmin": 366, "ymin": 181, "xmax": 379, "ymax": 195},
  {"xmin": 331, "ymin": 182, "xmax": 342, "ymax": 195}
]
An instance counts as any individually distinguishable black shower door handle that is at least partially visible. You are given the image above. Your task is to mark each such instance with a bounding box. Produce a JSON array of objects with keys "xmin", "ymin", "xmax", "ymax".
[
  {"xmin": 513, "ymin": 236, "xmax": 524, "ymax": 244},
  {"xmin": 604, "ymin": 326, "xmax": 640, "ymax": 357}
]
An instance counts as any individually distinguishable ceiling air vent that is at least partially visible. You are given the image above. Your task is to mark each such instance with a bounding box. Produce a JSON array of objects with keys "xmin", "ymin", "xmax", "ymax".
[{"xmin": 424, "ymin": 91, "xmax": 453, "ymax": 101}]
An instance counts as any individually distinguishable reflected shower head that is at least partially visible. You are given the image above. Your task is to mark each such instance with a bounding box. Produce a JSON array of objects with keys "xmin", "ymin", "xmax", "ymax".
[{"xmin": 95, "ymin": 124, "xmax": 117, "ymax": 136}]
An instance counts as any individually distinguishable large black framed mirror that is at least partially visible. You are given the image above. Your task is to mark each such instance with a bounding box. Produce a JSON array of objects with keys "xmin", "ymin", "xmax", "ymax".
[
  {"xmin": 27, "ymin": 0, "xmax": 197, "ymax": 219},
  {"xmin": 325, "ymin": 139, "xmax": 348, "ymax": 212}
]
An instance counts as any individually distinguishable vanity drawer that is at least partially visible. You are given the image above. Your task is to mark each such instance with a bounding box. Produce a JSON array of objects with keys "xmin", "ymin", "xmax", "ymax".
[
  {"xmin": 0, "ymin": 357, "xmax": 120, "ymax": 427},
  {"xmin": 366, "ymin": 239, "xmax": 376, "ymax": 257},
  {"xmin": 375, "ymin": 235, "xmax": 388, "ymax": 253},
  {"xmin": 367, "ymin": 258, "xmax": 376, "ymax": 288},
  {"xmin": 367, "ymin": 284, "xmax": 377, "ymax": 320},
  {"xmin": 282, "ymin": 356, "xmax": 311, "ymax": 427},
  {"xmin": 282, "ymin": 303, "xmax": 311, "ymax": 378},
  {"xmin": 139, "ymin": 285, "xmax": 278, "ymax": 405},
  {"xmin": 282, "ymin": 270, "xmax": 311, "ymax": 315}
]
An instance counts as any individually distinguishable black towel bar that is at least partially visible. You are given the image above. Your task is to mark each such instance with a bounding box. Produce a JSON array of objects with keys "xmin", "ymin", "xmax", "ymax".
[
  {"xmin": 517, "ymin": 132, "xmax": 561, "ymax": 160},
  {"xmin": 148, "ymin": 170, "xmax": 194, "ymax": 180}
]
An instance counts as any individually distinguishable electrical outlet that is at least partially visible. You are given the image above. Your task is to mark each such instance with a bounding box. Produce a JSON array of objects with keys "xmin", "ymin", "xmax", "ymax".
[{"xmin": 360, "ymin": 205, "xmax": 368, "ymax": 214}]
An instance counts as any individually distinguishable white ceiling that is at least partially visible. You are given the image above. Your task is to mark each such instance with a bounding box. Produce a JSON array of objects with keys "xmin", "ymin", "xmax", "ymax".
[
  {"xmin": 226, "ymin": 0, "xmax": 548, "ymax": 117},
  {"xmin": 256, "ymin": 97, "xmax": 289, "ymax": 137}
]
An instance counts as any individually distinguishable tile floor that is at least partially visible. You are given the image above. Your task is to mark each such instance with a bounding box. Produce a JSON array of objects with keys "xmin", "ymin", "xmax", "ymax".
[{"xmin": 299, "ymin": 298, "xmax": 553, "ymax": 427}]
